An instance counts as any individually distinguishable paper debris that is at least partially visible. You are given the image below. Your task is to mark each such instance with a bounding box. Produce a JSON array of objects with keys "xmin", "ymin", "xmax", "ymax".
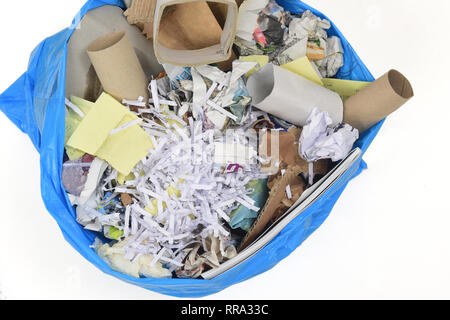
[
  {"xmin": 228, "ymin": 179, "xmax": 269, "ymax": 231},
  {"xmin": 96, "ymin": 238, "xmax": 172, "ymax": 278},
  {"xmin": 67, "ymin": 93, "xmax": 154, "ymax": 175},
  {"xmin": 64, "ymin": 96, "xmax": 95, "ymax": 160},
  {"xmin": 281, "ymin": 56, "xmax": 323, "ymax": 86},
  {"xmin": 235, "ymin": 1, "xmax": 344, "ymax": 77},
  {"xmin": 299, "ymin": 108, "xmax": 359, "ymax": 184}
]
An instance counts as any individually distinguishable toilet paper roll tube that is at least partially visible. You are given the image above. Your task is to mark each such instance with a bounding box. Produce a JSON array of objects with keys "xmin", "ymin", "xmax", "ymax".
[
  {"xmin": 343, "ymin": 69, "xmax": 414, "ymax": 133},
  {"xmin": 87, "ymin": 31, "xmax": 149, "ymax": 102}
]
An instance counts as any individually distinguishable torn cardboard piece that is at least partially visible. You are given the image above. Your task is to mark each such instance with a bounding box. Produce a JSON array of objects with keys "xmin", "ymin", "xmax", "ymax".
[
  {"xmin": 65, "ymin": 5, "xmax": 163, "ymax": 100},
  {"xmin": 153, "ymin": 0, "xmax": 239, "ymax": 66},
  {"xmin": 247, "ymin": 63, "xmax": 343, "ymax": 127},
  {"xmin": 343, "ymin": 69, "xmax": 414, "ymax": 133},
  {"xmin": 239, "ymin": 166, "xmax": 306, "ymax": 251},
  {"xmin": 259, "ymin": 130, "xmax": 296, "ymax": 175},
  {"xmin": 258, "ymin": 128, "xmax": 329, "ymax": 174},
  {"xmin": 87, "ymin": 31, "xmax": 150, "ymax": 102}
]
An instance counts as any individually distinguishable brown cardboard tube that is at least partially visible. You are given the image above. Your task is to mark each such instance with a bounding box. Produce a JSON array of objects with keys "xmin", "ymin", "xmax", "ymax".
[
  {"xmin": 343, "ymin": 69, "xmax": 414, "ymax": 133},
  {"xmin": 87, "ymin": 31, "xmax": 149, "ymax": 102}
]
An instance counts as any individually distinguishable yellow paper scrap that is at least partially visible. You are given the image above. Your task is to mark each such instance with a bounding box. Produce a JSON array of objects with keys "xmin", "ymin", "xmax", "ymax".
[
  {"xmin": 281, "ymin": 56, "xmax": 324, "ymax": 86},
  {"xmin": 239, "ymin": 55, "xmax": 269, "ymax": 78},
  {"xmin": 65, "ymin": 97, "xmax": 95, "ymax": 160},
  {"xmin": 322, "ymin": 78, "xmax": 371, "ymax": 101},
  {"xmin": 67, "ymin": 93, "xmax": 153, "ymax": 175},
  {"xmin": 144, "ymin": 185, "xmax": 181, "ymax": 217}
]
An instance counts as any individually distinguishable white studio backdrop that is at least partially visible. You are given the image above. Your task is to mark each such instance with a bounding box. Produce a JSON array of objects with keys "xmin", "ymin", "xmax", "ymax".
[{"xmin": 0, "ymin": 0, "xmax": 448, "ymax": 300}]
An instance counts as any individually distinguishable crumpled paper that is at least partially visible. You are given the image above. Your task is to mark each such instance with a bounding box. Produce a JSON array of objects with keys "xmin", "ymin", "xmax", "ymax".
[
  {"xmin": 175, "ymin": 235, "xmax": 237, "ymax": 278},
  {"xmin": 299, "ymin": 108, "xmax": 359, "ymax": 184},
  {"xmin": 178, "ymin": 60, "xmax": 258, "ymax": 129},
  {"xmin": 235, "ymin": 0, "xmax": 344, "ymax": 77},
  {"xmin": 95, "ymin": 238, "xmax": 172, "ymax": 279}
]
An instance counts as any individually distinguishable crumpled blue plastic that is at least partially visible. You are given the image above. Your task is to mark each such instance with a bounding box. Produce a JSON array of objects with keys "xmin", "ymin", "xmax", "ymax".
[{"xmin": 0, "ymin": 0, "xmax": 384, "ymax": 298}]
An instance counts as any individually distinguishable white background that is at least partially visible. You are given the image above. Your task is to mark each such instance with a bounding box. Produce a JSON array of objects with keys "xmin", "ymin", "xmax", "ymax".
[{"xmin": 0, "ymin": 0, "xmax": 448, "ymax": 300}]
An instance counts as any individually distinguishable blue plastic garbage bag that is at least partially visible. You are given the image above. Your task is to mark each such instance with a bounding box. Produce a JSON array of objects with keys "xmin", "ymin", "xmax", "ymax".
[{"xmin": 0, "ymin": 0, "xmax": 384, "ymax": 298}]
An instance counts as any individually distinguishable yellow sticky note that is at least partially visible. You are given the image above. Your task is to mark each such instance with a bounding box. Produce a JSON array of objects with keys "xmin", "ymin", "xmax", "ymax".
[
  {"xmin": 96, "ymin": 113, "xmax": 154, "ymax": 175},
  {"xmin": 322, "ymin": 78, "xmax": 371, "ymax": 101},
  {"xmin": 67, "ymin": 93, "xmax": 153, "ymax": 175},
  {"xmin": 65, "ymin": 97, "xmax": 95, "ymax": 160},
  {"xmin": 281, "ymin": 56, "xmax": 324, "ymax": 86},
  {"xmin": 240, "ymin": 55, "xmax": 269, "ymax": 78}
]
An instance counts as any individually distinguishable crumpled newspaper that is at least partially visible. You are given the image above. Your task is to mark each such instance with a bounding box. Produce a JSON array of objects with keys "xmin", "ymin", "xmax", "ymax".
[
  {"xmin": 177, "ymin": 60, "xmax": 258, "ymax": 129},
  {"xmin": 95, "ymin": 238, "xmax": 172, "ymax": 279},
  {"xmin": 235, "ymin": 0, "xmax": 344, "ymax": 77},
  {"xmin": 299, "ymin": 108, "xmax": 359, "ymax": 184},
  {"xmin": 175, "ymin": 235, "xmax": 237, "ymax": 278}
]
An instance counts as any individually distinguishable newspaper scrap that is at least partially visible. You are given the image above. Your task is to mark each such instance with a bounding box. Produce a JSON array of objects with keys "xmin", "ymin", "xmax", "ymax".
[{"xmin": 235, "ymin": 0, "xmax": 344, "ymax": 77}]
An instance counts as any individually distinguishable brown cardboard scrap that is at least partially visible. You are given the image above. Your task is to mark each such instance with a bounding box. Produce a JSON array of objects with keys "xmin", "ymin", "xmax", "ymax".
[
  {"xmin": 239, "ymin": 166, "xmax": 306, "ymax": 251},
  {"xmin": 266, "ymin": 166, "xmax": 307, "ymax": 224},
  {"xmin": 87, "ymin": 31, "xmax": 149, "ymax": 102},
  {"xmin": 124, "ymin": 0, "xmax": 157, "ymax": 24},
  {"xmin": 343, "ymin": 69, "xmax": 414, "ymax": 133},
  {"xmin": 121, "ymin": 193, "xmax": 133, "ymax": 207},
  {"xmin": 259, "ymin": 128, "xmax": 329, "ymax": 176},
  {"xmin": 259, "ymin": 130, "xmax": 296, "ymax": 175}
]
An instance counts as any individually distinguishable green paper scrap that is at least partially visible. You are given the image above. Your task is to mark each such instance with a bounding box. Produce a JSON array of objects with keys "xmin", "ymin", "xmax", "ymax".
[
  {"xmin": 229, "ymin": 179, "xmax": 269, "ymax": 232},
  {"xmin": 108, "ymin": 226, "xmax": 124, "ymax": 240}
]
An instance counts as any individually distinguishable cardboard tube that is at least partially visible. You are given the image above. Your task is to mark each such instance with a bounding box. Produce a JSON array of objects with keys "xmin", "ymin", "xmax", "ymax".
[
  {"xmin": 343, "ymin": 69, "xmax": 414, "ymax": 133},
  {"xmin": 87, "ymin": 31, "xmax": 149, "ymax": 102},
  {"xmin": 153, "ymin": 0, "xmax": 238, "ymax": 66},
  {"xmin": 247, "ymin": 64, "xmax": 343, "ymax": 127}
]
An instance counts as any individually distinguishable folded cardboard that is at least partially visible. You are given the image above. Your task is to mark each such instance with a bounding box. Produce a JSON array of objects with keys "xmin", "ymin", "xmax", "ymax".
[
  {"xmin": 87, "ymin": 31, "xmax": 149, "ymax": 102},
  {"xmin": 239, "ymin": 166, "xmax": 305, "ymax": 251},
  {"xmin": 247, "ymin": 64, "xmax": 343, "ymax": 127},
  {"xmin": 153, "ymin": 0, "xmax": 239, "ymax": 66},
  {"xmin": 343, "ymin": 69, "xmax": 414, "ymax": 133},
  {"xmin": 66, "ymin": 5, "xmax": 163, "ymax": 100}
]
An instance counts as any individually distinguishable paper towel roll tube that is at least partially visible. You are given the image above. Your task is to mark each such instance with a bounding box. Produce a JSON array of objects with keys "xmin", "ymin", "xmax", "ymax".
[
  {"xmin": 66, "ymin": 5, "xmax": 163, "ymax": 101},
  {"xmin": 343, "ymin": 69, "xmax": 414, "ymax": 133},
  {"xmin": 247, "ymin": 64, "xmax": 344, "ymax": 127},
  {"xmin": 87, "ymin": 31, "xmax": 149, "ymax": 102}
]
